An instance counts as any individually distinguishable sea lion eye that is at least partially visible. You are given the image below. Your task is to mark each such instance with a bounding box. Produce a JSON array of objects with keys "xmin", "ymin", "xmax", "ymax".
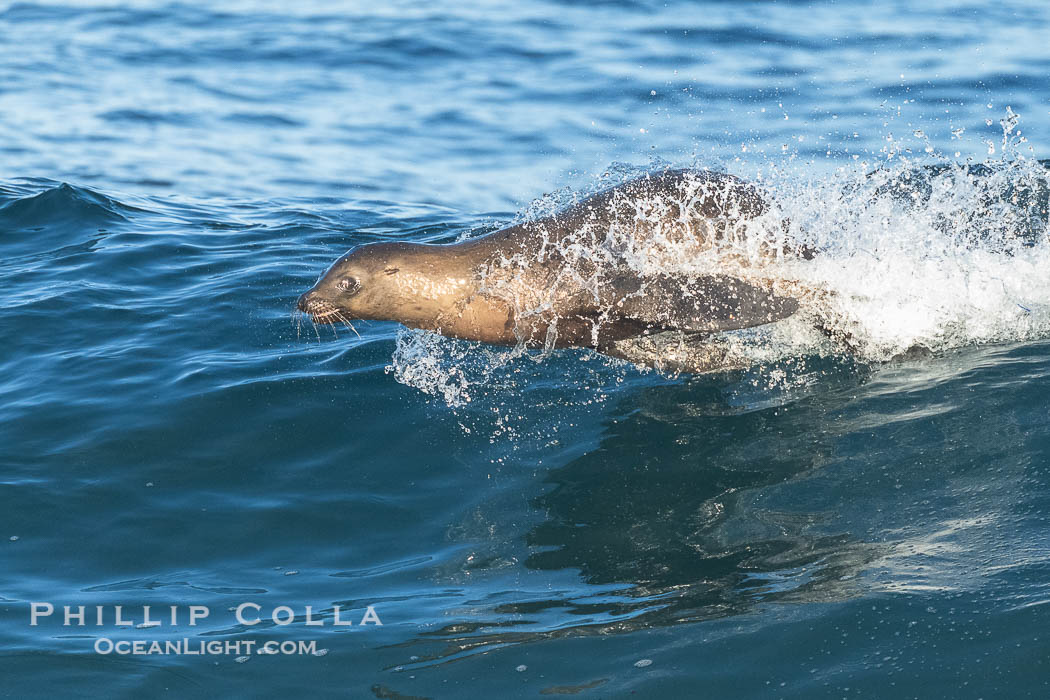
[{"xmin": 337, "ymin": 277, "xmax": 359, "ymax": 292}]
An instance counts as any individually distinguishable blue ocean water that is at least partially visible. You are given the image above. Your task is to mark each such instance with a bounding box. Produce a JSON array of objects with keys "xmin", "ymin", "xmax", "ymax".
[{"xmin": 3, "ymin": 1, "xmax": 1050, "ymax": 697}]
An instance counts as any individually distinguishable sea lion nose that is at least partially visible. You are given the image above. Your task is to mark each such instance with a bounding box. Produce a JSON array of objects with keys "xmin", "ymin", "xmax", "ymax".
[{"xmin": 297, "ymin": 291, "xmax": 314, "ymax": 312}]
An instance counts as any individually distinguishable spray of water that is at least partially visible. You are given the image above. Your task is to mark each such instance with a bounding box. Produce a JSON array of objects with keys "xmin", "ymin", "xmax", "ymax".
[{"xmin": 389, "ymin": 113, "xmax": 1050, "ymax": 407}]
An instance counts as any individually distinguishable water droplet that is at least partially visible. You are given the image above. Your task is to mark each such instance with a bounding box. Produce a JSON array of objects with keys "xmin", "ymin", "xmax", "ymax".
[{"xmin": 1000, "ymin": 105, "xmax": 1019, "ymax": 134}]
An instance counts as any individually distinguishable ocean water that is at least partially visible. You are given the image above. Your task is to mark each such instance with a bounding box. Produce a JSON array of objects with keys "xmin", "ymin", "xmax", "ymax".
[{"xmin": 3, "ymin": 1, "xmax": 1050, "ymax": 697}]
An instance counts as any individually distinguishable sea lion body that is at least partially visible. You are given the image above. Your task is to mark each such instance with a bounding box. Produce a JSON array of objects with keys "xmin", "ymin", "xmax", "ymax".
[{"xmin": 298, "ymin": 169, "xmax": 812, "ymax": 364}]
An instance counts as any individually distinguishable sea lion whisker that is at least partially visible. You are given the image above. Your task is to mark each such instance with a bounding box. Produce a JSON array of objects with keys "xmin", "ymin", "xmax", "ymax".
[
  {"xmin": 332, "ymin": 310, "xmax": 361, "ymax": 338},
  {"xmin": 309, "ymin": 302, "xmax": 342, "ymax": 338}
]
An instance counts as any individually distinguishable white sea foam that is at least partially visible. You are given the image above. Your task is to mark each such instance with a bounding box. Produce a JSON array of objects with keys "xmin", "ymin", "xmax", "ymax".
[{"xmin": 766, "ymin": 155, "xmax": 1050, "ymax": 360}]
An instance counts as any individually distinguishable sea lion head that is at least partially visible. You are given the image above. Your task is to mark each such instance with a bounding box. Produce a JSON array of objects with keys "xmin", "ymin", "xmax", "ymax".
[{"xmin": 297, "ymin": 242, "xmax": 415, "ymax": 324}]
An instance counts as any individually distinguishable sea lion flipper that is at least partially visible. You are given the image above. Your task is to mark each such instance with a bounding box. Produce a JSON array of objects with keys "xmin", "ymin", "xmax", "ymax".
[
  {"xmin": 607, "ymin": 273, "xmax": 798, "ymax": 332},
  {"xmin": 601, "ymin": 331, "xmax": 754, "ymax": 374}
]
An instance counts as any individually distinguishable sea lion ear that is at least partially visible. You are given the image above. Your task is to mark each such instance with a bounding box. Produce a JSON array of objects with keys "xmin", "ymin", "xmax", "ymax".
[
  {"xmin": 384, "ymin": 267, "xmax": 400, "ymax": 275},
  {"xmin": 604, "ymin": 273, "xmax": 798, "ymax": 332}
]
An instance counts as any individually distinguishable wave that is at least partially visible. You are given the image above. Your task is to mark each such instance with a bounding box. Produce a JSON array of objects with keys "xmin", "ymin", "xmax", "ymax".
[{"xmin": 0, "ymin": 181, "xmax": 146, "ymax": 230}]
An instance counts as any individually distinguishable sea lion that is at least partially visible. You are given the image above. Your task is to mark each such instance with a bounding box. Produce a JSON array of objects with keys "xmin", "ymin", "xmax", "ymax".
[{"xmin": 297, "ymin": 168, "xmax": 814, "ymax": 368}]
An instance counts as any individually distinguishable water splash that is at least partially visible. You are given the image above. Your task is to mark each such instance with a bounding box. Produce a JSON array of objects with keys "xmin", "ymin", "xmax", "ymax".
[
  {"xmin": 386, "ymin": 327, "xmax": 526, "ymax": 408},
  {"xmin": 390, "ymin": 114, "xmax": 1050, "ymax": 406},
  {"xmin": 767, "ymin": 154, "xmax": 1050, "ymax": 360}
]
